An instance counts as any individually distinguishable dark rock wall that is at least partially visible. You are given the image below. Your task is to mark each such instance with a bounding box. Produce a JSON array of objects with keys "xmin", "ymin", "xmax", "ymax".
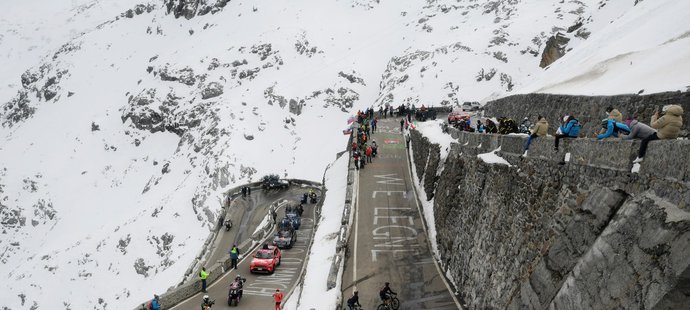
[
  {"xmin": 410, "ymin": 129, "xmax": 690, "ymax": 309},
  {"xmin": 484, "ymin": 91, "xmax": 690, "ymax": 138}
]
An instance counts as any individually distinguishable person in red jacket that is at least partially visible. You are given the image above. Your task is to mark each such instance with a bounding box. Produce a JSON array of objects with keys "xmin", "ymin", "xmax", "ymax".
[
  {"xmin": 272, "ymin": 289, "xmax": 284, "ymax": 310},
  {"xmin": 365, "ymin": 145, "xmax": 373, "ymax": 163}
]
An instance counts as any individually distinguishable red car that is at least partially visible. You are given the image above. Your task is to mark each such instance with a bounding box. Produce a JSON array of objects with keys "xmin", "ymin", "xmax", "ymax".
[
  {"xmin": 448, "ymin": 111, "xmax": 471, "ymax": 124},
  {"xmin": 249, "ymin": 246, "xmax": 281, "ymax": 274}
]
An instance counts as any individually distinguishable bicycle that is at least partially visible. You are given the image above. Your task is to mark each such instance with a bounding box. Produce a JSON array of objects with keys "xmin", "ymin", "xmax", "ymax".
[{"xmin": 376, "ymin": 293, "xmax": 399, "ymax": 310}]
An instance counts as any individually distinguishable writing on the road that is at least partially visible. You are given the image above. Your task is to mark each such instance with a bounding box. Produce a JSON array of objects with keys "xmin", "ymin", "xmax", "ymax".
[{"xmin": 370, "ymin": 174, "xmax": 418, "ymax": 262}]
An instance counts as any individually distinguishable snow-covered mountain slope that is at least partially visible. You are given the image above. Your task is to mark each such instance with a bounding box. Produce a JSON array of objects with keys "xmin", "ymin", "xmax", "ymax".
[
  {"xmin": 519, "ymin": 0, "xmax": 690, "ymax": 95},
  {"xmin": 374, "ymin": 0, "xmax": 690, "ymax": 105},
  {"xmin": 1, "ymin": 0, "xmax": 688, "ymax": 309}
]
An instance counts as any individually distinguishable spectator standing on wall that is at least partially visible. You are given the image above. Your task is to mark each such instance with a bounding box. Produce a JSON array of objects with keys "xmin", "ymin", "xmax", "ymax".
[
  {"xmin": 554, "ymin": 115, "xmax": 582, "ymax": 151},
  {"xmin": 633, "ymin": 105, "xmax": 684, "ymax": 163},
  {"xmin": 523, "ymin": 115, "xmax": 548, "ymax": 153},
  {"xmin": 620, "ymin": 118, "xmax": 656, "ymax": 140}
]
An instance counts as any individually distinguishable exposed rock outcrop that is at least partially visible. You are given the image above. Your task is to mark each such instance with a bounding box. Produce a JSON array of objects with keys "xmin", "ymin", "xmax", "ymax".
[
  {"xmin": 539, "ymin": 33, "xmax": 570, "ymax": 68},
  {"xmin": 164, "ymin": 0, "xmax": 229, "ymax": 19}
]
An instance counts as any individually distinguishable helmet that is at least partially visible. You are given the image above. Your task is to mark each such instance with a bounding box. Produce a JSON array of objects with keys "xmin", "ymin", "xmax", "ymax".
[
  {"xmin": 354, "ymin": 291, "xmax": 359, "ymax": 295},
  {"xmin": 203, "ymin": 295, "xmax": 209, "ymax": 300},
  {"xmin": 385, "ymin": 282, "xmax": 390, "ymax": 286},
  {"xmin": 563, "ymin": 115, "xmax": 569, "ymax": 122}
]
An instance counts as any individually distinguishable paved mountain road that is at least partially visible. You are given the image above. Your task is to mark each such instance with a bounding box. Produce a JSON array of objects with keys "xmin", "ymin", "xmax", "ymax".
[
  {"xmin": 171, "ymin": 188, "xmax": 319, "ymax": 310},
  {"xmin": 341, "ymin": 118, "xmax": 460, "ymax": 309}
]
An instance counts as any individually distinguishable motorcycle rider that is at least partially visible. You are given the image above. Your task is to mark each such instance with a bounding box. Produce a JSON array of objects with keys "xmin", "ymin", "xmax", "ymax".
[
  {"xmin": 232, "ymin": 274, "xmax": 246, "ymax": 299},
  {"xmin": 379, "ymin": 282, "xmax": 397, "ymax": 306},
  {"xmin": 201, "ymin": 295, "xmax": 214, "ymax": 310}
]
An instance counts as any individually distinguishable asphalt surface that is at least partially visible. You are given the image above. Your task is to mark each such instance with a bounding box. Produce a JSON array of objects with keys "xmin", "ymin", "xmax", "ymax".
[
  {"xmin": 171, "ymin": 186, "xmax": 319, "ymax": 310},
  {"xmin": 341, "ymin": 117, "xmax": 460, "ymax": 310}
]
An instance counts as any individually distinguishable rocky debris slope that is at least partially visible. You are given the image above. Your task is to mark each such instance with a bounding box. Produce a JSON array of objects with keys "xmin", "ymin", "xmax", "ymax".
[{"xmin": 409, "ymin": 125, "xmax": 690, "ymax": 309}]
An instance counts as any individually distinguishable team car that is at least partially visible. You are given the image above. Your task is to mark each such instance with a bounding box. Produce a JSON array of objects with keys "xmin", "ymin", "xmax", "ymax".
[
  {"xmin": 286, "ymin": 212, "xmax": 301, "ymax": 230},
  {"xmin": 447, "ymin": 110, "xmax": 471, "ymax": 124},
  {"xmin": 272, "ymin": 228, "xmax": 297, "ymax": 249},
  {"xmin": 249, "ymin": 245, "xmax": 282, "ymax": 274},
  {"xmin": 261, "ymin": 174, "xmax": 289, "ymax": 190}
]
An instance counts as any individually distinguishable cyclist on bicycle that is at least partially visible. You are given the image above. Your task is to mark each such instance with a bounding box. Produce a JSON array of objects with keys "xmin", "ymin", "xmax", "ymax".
[
  {"xmin": 346, "ymin": 290, "xmax": 361, "ymax": 310},
  {"xmin": 379, "ymin": 282, "xmax": 397, "ymax": 305}
]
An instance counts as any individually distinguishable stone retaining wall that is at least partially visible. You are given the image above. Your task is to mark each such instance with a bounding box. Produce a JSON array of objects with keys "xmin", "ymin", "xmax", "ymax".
[
  {"xmin": 483, "ymin": 91, "xmax": 690, "ymax": 137},
  {"xmin": 410, "ymin": 129, "xmax": 690, "ymax": 309}
]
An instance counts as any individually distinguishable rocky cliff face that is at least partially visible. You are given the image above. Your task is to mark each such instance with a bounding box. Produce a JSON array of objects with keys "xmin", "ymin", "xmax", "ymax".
[
  {"xmin": 410, "ymin": 128, "xmax": 690, "ymax": 309},
  {"xmin": 539, "ymin": 33, "xmax": 570, "ymax": 68}
]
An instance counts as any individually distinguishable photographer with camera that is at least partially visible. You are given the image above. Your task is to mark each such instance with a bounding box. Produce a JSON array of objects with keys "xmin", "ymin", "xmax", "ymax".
[{"xmin": 201, "ymin": 295, "xmax": 215, "ymax": 309}]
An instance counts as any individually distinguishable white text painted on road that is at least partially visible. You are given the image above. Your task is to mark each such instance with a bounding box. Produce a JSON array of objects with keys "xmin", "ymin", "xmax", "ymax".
[
  {"xmin": 372, "ymin": 190, "xmax": 407, "ymax": 198},
  {"xmin": 374, "ymin": 174, "xmax": 405, "ymax": 185}
]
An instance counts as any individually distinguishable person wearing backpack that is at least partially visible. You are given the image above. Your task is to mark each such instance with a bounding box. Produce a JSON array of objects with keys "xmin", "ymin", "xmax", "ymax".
[
  {"xmin": 596, "ymin": 118, "xmax": 630, "ymax": 140},
  {"xmin": 554, "ymin": 115, "xmax": 581, "ymax": 151},
  {"xmin": 634, "ymin": 104, "xmax": 684, "ymax": 163}
]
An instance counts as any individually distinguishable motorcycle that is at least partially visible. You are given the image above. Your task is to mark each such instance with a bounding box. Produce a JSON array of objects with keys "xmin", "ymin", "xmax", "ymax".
[
  {"xmin": 224, "ymin": 219, "xmax": 233, "ymax": 231},
  {"xmin": 309, "ymin": 193, "xmax": 317, "ymax": 204},
  {"xmin": 227, "ymin": 281, "xmax": 243, "ymax": 306}
]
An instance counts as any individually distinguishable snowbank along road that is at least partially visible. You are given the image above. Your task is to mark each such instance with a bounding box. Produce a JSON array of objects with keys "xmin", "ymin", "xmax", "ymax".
[
  {"xmin": 170, "ymin": 187, "xmax": 319, "ymax": 310},
  {"xmin": 342, "ymin": 118, "xmax": 460, "ymax": 309}
]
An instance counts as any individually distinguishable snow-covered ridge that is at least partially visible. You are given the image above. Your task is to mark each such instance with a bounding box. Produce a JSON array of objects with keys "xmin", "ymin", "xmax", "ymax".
[{"xmin": 1, "ymin": 0, "xmax": 689, "ymax": 309}]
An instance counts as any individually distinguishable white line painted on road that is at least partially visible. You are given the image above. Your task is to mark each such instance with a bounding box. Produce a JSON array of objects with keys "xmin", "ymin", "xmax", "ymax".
[
  {"xmin": 352, "ymin": 164, "xmax": 360, "ymax": 286},
  {"xmin": 373, "ymin": 215, "xmax": 414, "ymax": 225},
  {"xmin": 372, "ymin": 225, "xmax": 418, "ymax": 236}
]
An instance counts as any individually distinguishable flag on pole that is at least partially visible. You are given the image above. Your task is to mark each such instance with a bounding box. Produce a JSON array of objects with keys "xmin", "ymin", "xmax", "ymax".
[
  {"xmin": 347, "ymin": 116, "xmax": 356, "ymax": 124},
  {"xmin": 343, "ymin": 128, "xmax": 353, "ymax": 135}
]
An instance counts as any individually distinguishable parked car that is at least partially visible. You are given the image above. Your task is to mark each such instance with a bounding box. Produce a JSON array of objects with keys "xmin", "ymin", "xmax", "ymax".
[
  {"xmin": 447, "ymin": 110, "xmax": 471, "ymax": 124},
  {"xmin": 462, "ymin": 101, "xmax": 481, "ymax": 112},
  {"xmin": 249, "ymin": 246, "xmax": 281, "ymax": 274},
  {"xmin": 261, "ymin": 174, "xmax": 289, "ymax": 190},
  {"xmin": 273, "ymin": 228, "xmax": 297, "ymax": 249}
]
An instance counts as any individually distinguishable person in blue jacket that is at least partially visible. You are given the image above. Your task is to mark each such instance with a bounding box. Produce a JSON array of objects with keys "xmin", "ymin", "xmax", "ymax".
[
  {"xmin": 554, "ymin": 115, "xmax": 581, "ymax": 151},
  {"xmin": 596, "ymin": 119, "xmax": 630, "ymax": 140}
]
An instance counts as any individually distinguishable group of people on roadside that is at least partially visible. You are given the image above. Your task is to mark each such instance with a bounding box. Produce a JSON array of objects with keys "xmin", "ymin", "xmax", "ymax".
[
  {"xmin": 518, "ymin": 105, "xmax": 684, "ymax": 163},
  {"xmin": 351, "ymin": 114, "xmax": 380, "ymax": 170}
]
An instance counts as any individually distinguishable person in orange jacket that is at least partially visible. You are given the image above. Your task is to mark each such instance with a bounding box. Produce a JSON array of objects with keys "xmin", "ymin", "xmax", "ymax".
[
  {"xmin": 272, "ymin": 288, "xmax": 284, "ymax": 310},
  {"xmin": 365, "ymin": 145, "xmax": 373, "ymax": 163}
]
